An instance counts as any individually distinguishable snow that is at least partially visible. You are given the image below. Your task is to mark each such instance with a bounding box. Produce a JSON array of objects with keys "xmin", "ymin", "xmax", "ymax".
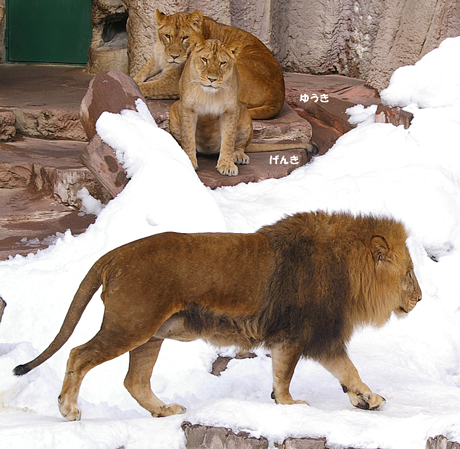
[{"xmin": 1, "ymin": 36, "xmax": 460, "ymax": 449}]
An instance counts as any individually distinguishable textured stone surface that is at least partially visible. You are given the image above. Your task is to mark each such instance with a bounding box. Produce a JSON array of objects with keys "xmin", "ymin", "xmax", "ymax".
[
  {"xmin": 285, "ymin": 73, "xmax": 381, "ymax": 154},
  {"xmin": 182, "ymin": 423, "xmax": 269, "ymax": 449},
  {"xmin": 80, "ymin": 134, "xmax": 128, "ymax": 199},
  {"xmin": 86, "ymin": 0, "xmax": 129, "ymax": 74},
  {"xmin": 283, "ymin": 437, "xmax": 327, "ymax": 449},
  {"xmin": 0, "ymin": 110, "xmax": 16, "ymax": 141},
  {"xmin": 375, "ymin": 105, "xmax": 413, "ymax": 129},
  {"xmin": 196, "ymin": 149, "xmax": 310, "ymax": 190},
  {"xmin": 426, "ymin": 435, "xmax": 460, "ymax": 449},
  {"xmin": 80, "ymin": 70, "xmax": 146, "ymax": 140}
]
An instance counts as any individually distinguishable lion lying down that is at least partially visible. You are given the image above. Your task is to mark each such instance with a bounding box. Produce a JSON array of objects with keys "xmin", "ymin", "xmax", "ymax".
[{"xmin": 14, "ymin": 211, "xmax": 422, "ymax": 421}]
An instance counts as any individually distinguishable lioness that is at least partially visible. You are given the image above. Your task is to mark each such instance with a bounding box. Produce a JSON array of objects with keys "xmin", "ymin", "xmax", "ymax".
[
  {"xmin": 133, "ymin": 10, "xmax": 285, "ymax": 120},
  {"xmin": 169, "ymin": 34, "xmax": 252, "ymax": 176},
  {"xmin": 14, "ymin": 212, "xmax": 422, "ymax": 421}
]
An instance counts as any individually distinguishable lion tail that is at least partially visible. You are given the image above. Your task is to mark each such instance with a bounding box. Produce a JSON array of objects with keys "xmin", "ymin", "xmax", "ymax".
[{"xmin": 13, "ymin": 254, "xmax": 108, "ymax": 376}]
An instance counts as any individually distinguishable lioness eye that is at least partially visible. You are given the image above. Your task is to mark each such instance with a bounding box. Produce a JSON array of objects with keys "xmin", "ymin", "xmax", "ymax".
[
  {"xmin": 220, "ymin": 61, "xmax": 227, "ymax": 67},
  {"xmin": 201, "ymin": 57, "xmax": 207, "ymax": 63},
  {"xmin": 164, "ymin": 34, "xmax": 171, "ymax": 40},
  {"xmin": 182, "ymin": 36, "xmax": 189, "ymax": 41}
]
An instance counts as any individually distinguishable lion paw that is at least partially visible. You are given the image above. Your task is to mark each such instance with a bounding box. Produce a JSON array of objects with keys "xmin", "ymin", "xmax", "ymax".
[
  {"xmin": 348, "ymin": 390, "xmax": 386, "ymax": 411},
  {"xmin": 58, "ymin": 395, "xmax": 81, "ymax": 421},
  {"xmin": 234, "ymin": 151, "xmax": 250, "ymax": 165},
  {"xmin": 152, "ymin": 403, "xmax": 187, "ymax": 417},
  {"xmin": 217, "ymin": 160, "xmax": 238, "ymax": 176}
]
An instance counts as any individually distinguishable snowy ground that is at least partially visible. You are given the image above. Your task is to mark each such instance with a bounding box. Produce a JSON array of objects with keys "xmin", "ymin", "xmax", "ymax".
[{"xmin": 1, "ymin": 37, "xmax": 460, "ymax": 449}]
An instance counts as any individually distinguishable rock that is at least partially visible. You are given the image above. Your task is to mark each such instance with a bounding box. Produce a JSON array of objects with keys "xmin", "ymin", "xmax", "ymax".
[
  {"xmin": 11, "ymin": 107, "xmax": 86, "ymax": 141},
  {"xmin": 80, "ymin": 70, "xmax": 146, "ymax": 140},
  {"xmin": 285, "ymin": 73, "xmax": 381, "ymax": 154},
  {"xmin": 426, "ymin": 435, "xmax": 460, "ymax": 449},
  {"xmin": 182, "ymin": 423, "xmax": 269, "ymax": 449},
  {"xmin": 80, "ymin": 134, "xmax": 128, "ymax": 199},
  {"xmin": 375, "ymin": 105, "xmax": 413, "ymax": 129},
  {"xmin": 0, "ymin": 110, "xmax": 16, "ymax": 141},
  {"xmin": 0, "ymin": 296, "xmax": 6, "ymax": 323},
  {"xmin": 86, "ymin": 0, "xmax": 129, "ymax": 75},
  {"xmin": 196, "ymin": 149, "xmax": 310, "ymax": 190},
  {"xmin": 283, "ymin": 437, "xmax": 327, "ymax": 449}
]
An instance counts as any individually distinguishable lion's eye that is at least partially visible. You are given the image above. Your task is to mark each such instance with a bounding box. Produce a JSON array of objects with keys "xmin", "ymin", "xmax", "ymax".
[
  {"xmin": 220, "ymin": 61, "xmax": 227, "ymax": 67},
  {"xmin": 201, "ymin": 57, "xmax": 208, "ymax": 64},
  {"xmin": 182, "ymin": 36, "xmax": 189, "ymax": 41},
  {"xmin": 164, "ymin": 34, "xmax": 171, "ymax": 40}
]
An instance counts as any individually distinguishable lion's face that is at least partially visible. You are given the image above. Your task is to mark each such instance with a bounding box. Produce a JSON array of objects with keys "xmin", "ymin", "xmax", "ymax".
[
  {"xmin": 188, "ymin": 35, "xmax": 242, "ymax": 93},
  {"xmin": 397, "ymin": 265, "xmax": 422, "ymax": 315},
  {"xmin": 155, "ymin": 10, "xmax": 204, "ymax": 66}
]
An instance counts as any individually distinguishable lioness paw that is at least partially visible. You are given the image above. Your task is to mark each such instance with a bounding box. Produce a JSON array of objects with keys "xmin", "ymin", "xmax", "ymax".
[
  {"xmin": 152, "ymin": 403, "xmax": 187, "ymax": 418},
  {"xmin": 234, "ymin": 151, "xmax": 250, "ymax": 165},
  {"xmin": 217, "ymin": 160, "xmax": 239, "ymax": 176}
]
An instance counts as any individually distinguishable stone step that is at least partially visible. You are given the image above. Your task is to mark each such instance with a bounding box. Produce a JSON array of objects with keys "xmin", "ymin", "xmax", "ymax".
[{"xmin": 0, "ymin": 188, "xmax": 96, "ymax": 260}]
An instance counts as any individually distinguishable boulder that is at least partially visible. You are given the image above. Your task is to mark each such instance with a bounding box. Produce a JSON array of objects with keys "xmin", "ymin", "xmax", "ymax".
[
  {"xmin": 80, "ymin": 70, "xmax": 146, "ymax": 140},
  {"xmin": 80, "ymin": 134, "xmax": 128, "ymax": 199}
]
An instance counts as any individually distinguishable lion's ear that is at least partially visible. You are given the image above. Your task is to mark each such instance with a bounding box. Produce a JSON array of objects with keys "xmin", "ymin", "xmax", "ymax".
[
  {"xmin": 371, "ymin": 235, "xmax": 389, "ymax": 262},
  {"xmin": 155, "ymin": 10, "xmax": 168, "ymax": 25},
  {"xmin": 189, "ymin": 10, "xmax": 204, "ymax": 29},
  {"xmin": 188, "ymin": 33, "xmax": 205, "ymax": 53},
  {"xmin": 226, "ymin": 41, "xmax": 243, "ymax": 58}
]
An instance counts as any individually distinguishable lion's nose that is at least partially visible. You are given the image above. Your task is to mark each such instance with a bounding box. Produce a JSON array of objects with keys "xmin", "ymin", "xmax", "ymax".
[
  {"xmin": 207, "ymin": 77, "xmax": 217, "ymax": 83},
  {"xmin": 418, "ymin": 295, "xmax": 422, "ymax": 302}
]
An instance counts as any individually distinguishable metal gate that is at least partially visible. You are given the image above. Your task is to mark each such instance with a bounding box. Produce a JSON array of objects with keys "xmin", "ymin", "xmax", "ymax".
[{"xmin": 6, "ymin": 0, "xmax": 92, "ymax": 64}]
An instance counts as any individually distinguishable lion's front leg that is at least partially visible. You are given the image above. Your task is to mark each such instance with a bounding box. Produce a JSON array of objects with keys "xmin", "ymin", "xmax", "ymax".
[
  {"xmin": 271, "ymin": 343, "xmax": 309, "ymax": 406},
  {"xmin": 319, "ymin": 354, "xmax": 386, "ymax": 410},
  {"xmin": 124, "ymin": 338, "xmax": 186, "ymax": 417}
]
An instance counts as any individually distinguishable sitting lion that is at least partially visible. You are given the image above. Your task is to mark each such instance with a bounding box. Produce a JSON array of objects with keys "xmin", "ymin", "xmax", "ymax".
[
  {"xmin": 169, "ymin": 33, "xmax": 252, "ymax": 176},
  {"xmin": 133, "ymin": 9, "xmax": 285, "ymax": 120},
  {"xmin": 14, "ymin": 211, "xmax": 422, "ymax": 421}
]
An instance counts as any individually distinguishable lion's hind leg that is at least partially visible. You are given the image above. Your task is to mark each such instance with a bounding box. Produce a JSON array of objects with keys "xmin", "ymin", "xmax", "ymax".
[
  {"xmin": 271, "ymin": 343, "xmax": 309, "ymax": 406},
  {"xmin": 58, "ymin": 330, "xmax": 146, "ymax": 421},
  {"xmin": 319, "ymin": 354, "xmax": 386, "ymax": 411},
  {"xmin": 124, "ymin": 337, "xmax": 186, "ymax": 417}
]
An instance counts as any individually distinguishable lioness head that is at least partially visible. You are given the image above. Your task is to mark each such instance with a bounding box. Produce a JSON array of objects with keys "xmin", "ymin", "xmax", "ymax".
[
  {"xmin": 187, "ymin": 33, "xmax": 242, "ymax": 92},
  {"xmin": 370, "ymin": 235, "xmax": 422, "ymax": 318},
  {"xmin": 155, "ymin": 9, "xmax": 204, "ymax": 65}
]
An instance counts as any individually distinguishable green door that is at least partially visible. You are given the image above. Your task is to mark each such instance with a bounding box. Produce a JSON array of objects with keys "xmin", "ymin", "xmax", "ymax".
[{"xmin": 6, "ymin": 0, "xmax": 92, "ymax": 64}]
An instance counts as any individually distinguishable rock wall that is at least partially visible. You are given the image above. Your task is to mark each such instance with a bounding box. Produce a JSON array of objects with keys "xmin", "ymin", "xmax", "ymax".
[{"xmin": 89, "ymin": 0, "xmax": 460, "ymax": 91}]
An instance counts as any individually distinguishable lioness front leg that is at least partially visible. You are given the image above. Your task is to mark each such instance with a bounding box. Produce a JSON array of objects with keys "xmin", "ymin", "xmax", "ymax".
[
  {"xmin": 271, "ymin": 343, "xmax": 309, "ymax": 406},
  {"xmin": 319, "ymin": 354, "xmax": 386, "ymax": 410},
  {"xmin": 217, "ymin": 110, "xmax": 239, "ymax": 176},
  {"xmin": 124, "ymin": 338, "xmax": 186, "ymax": 417}
]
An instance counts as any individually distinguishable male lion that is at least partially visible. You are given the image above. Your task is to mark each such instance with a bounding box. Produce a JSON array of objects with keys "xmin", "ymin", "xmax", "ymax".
[
  {"xmin": 14, "ymin": 212, "xmax": 421, "ymax": 421},
  {"xmin": 133, "ymin": 10, "xmax": 285, "ymax": 120},
  {"xmin": 169, "ymin": 34, "xmax": 252, "ymax": 176}
]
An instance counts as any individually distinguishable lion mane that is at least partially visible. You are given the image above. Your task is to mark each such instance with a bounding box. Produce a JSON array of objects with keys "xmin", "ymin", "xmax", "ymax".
[{"xmin": 14, "ymin": 211, "xmax": 421, "ymax": 420}]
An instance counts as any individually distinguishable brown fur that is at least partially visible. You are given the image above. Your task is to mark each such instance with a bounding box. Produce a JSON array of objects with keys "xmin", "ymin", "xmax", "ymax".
[
  {"xmin": 133, "ymin": 10, "xmax": 285, "ymax": 120},
  {"xmin": 14, "ymin": 212, "xmax": 421, "ymax": 420},
  {"xmin": 169, "ymin": 34, "xmax": 253, "ymax": 176}
]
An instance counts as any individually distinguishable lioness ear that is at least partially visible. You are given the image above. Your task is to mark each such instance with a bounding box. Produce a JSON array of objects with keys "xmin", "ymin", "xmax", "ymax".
[
  {"xmin": 226, "ymin": 41, "xmax": 243, "ymax": 58},
  {"xmin": 188, "ymin": 32, "xmax": 206, "ymax": 53},
  {"xmin": 371, "ymin": 235, "xmax": 389, "ymax": 262},
  {"xmin": 189, "ymin": 10, "xmax": 204, "ymax": 29},
  {"xmin": 155, "ymin": 9, "xmax": 168, "ymax": 25}
]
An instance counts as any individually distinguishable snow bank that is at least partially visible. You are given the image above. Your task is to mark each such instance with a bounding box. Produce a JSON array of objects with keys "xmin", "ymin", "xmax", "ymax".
[{"xmin": 1, "ymin": 37, "xmax": 460, "ymax": 449}]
